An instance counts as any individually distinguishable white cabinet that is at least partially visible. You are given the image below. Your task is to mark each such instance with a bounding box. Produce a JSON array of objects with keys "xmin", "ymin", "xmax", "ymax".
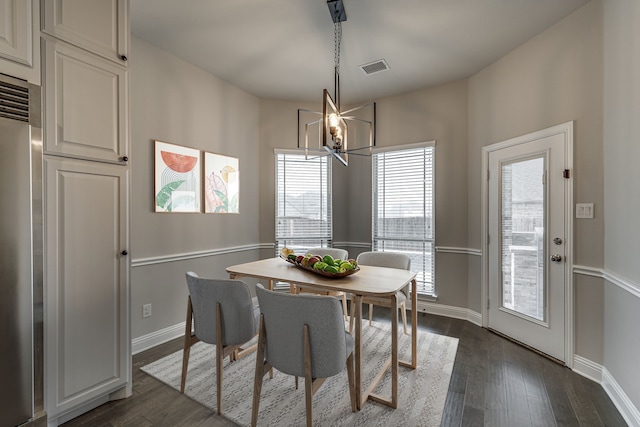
[
  {"xmin": 43, "ymin": 37, "xmax": 129, "ymax": 163},
  {"xmin": 44, "ymin": 156, "xmax": 130, "ymax": 422},
  {"xmin": 41, "ymin": 2, "xmax": 131, "ymax": 424},
  {"xmin": 0, "ymin": 0, "xmax": 40, "ymax": 84},
  {"xmin": 42, "ymin": 0, "xmax": 129, "ymax": 65}
]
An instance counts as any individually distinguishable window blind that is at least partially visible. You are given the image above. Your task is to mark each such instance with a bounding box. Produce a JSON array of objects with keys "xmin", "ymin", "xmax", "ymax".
[
  {"xmin": 373, "ymin": 145, "xmax": 435, "ymax": 295},
  {"xmin": 275, "ymin": 153, "xmax": 332, "ymax": 254}
]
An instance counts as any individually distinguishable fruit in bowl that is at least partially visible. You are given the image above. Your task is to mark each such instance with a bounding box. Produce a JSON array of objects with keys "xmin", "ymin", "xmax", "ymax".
[
  {"xmin": 280, "ymin": 251, "xmax": 359, "ymax": 278},
  {"xmin": 280, "ymin": 247, "xmax": 294, "ymax": 257}
]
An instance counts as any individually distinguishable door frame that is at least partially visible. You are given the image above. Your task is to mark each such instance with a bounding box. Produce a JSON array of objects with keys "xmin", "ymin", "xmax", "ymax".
[{"xmin": 480, "ymin": 121, "xmax": 574, "ymax": 366}]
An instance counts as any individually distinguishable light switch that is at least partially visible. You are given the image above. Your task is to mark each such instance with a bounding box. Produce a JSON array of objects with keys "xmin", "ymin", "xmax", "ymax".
[{"xmin": 576, "ymin": 203, "xmax": 594, "ymax": 219}]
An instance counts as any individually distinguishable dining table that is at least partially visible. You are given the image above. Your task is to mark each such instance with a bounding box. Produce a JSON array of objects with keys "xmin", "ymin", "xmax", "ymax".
[{"xmin": 226, "ymin": 256, "xmax": 418, "ymax": 410}]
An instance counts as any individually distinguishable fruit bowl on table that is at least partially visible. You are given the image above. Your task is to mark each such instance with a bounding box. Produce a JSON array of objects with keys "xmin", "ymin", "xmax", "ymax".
[{"xmin": 279, "ymin": 253, "xmax": 360, "ymax": 279}]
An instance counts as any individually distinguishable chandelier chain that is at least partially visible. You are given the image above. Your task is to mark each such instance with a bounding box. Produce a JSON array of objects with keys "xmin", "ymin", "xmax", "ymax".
[
  {"xmin": 334, "ymin": 21, "xmax": 342, "ymax": 108},
  {"xmin": 334, "ymin": 22, "xmax": 342, "ymax": 75}
]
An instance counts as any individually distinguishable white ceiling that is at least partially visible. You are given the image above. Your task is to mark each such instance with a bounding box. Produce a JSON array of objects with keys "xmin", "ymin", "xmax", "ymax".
[{"xmin": 130, "ymin": 0, "xmax": 590, "ymax": 104}]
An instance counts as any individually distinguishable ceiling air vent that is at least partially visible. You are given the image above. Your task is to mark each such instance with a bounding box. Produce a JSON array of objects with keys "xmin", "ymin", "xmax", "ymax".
[
  {"xmin": 359, "ymin": 59, "xmax": 390, "ymax": 76},
  {"xmin": 0, "ymin": 77, "xmax": 30, "ymax": 122}
]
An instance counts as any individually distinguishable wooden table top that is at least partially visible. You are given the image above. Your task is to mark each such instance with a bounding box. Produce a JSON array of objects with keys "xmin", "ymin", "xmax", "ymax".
[{"xmin": 226, "ymin": 257, "xmax": 416, "ymax": 297}]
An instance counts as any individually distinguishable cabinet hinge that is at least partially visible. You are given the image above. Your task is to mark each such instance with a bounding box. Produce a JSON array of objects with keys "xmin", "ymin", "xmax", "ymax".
[{"xmin": 487, "ymin": 299, "xmax": 490, "ymax": 310}]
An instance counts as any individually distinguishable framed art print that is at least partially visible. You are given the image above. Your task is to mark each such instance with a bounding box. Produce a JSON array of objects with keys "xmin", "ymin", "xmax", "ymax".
[
  {"xmin": 204, "ymin": 152, "xmax": 239, "ymax": 213},
  {"xmin": 154, "ymin": 140, "xmax": 201, "ymax": 212}
]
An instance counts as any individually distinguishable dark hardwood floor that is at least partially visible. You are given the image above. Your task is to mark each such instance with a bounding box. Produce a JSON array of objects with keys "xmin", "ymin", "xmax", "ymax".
[{"xmin": 62, "ymin": 308, "xmax": 626, "ymax": 427}]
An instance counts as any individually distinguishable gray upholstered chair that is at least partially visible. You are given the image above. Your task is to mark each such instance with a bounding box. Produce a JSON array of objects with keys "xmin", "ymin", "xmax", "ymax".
[
  {"xmin": 251, "ymin": 284, "xmax": 356, "ymax": 427},
  {"xmin": 294, "ymin": 247, "xmax": 350, "ymax": 321},
  {"xmin": 349, "ymin": 251, "xmax": 411, "ymax": 335},
  {"xmin": 181, "ymin": 271, "xmax": 260, "ymax": 415}
]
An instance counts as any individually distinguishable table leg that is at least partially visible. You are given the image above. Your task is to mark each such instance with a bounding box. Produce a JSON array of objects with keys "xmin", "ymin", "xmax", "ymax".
[
  {"xmin": 411, "ymin": 279, "xmax": 417, "ymax": 368},
  {"xmin": 354, "ymin": 294, "xmax": 363, "ymax": 410},
  {"xmin": 391, "ymin": 293, "xmax": 398, "ymax": 408}
]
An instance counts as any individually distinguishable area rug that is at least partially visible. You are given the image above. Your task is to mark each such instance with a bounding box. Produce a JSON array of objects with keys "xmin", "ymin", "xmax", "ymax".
[{"xmin": 140, "ymin": 320, "xmax": 458, "ymax": 426}]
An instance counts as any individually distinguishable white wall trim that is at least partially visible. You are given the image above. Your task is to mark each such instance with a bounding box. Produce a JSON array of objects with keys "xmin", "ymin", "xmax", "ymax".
[
  {"xmin": 435, "ymin": 246, "xmax": 482, "ymax": 256},
  {"xmin": 411, "ymin": 300, "xmax": 483, "ymax": 326},
  {"xmin": 572, "ymin": 264, "xmax": 604, "ymax": 278},
  {"xmin": 573, "ymin": 264, "xmax": 640, "ymax": 299},
  {"xmin": 573, "ymin": 354, "xmax": 603, "ymax": 383},
  {"xmin": 602, "ymin": 368, "xmax": 640, "ymax": 427},
  {"xmin": 572, "ymin": 356, "xmax": 640, "ymax": 426},
  {"xmin": 603, "ymin": 270, "xmax": 640, "ymax": 300},
  {"xmin": 132, "ymin": 322, "xmax": 185, "ymax": 355},
  {"xmin": 131, "ymin": 243, "xmax": 273, "ymax": 267}
]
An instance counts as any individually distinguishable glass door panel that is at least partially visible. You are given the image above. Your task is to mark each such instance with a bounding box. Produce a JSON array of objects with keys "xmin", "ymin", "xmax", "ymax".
[{"xmin": 500, "ymin": 156, "xmax": 545, "ymax": 322}]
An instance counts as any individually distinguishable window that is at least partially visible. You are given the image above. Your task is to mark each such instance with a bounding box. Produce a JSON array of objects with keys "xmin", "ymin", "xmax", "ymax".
[
  {"xmin": 372, "ymin": 143, "xmax": 435, "ymax": 296},
  {"xmin": 275, "ymin": 151, "xmax": 332, "ymax": 254}
]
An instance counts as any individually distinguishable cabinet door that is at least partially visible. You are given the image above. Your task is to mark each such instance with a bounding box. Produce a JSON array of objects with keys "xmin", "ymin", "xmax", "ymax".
[
  {"xmin": 44, "ymin": 156, "xmax": 130, "ymax": 420},
  {"xmin": 42, "ymin": 0, "xmax": 129, "ymax": 65},
  {"xmin": 43, "ymin": 38, "xmax": 129, "ymax": 163},
  {"xmin": 0, "ymin": 0, "xmax": 32, "ymax": 65},
  {"xmin": 0, "ymin": 0, "xmax": 40, "ymax": 84}
]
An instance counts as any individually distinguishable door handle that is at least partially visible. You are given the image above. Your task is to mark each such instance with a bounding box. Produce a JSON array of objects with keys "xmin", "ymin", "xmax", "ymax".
[{"xmin": 550, "ymin": 254, "xmax": 562, "ymax": 263}]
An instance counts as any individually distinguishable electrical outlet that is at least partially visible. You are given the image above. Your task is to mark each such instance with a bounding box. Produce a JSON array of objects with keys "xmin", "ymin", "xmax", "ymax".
[{"xmin": 142, "ymin": 303, "xmax": 152, "ymax": 318}]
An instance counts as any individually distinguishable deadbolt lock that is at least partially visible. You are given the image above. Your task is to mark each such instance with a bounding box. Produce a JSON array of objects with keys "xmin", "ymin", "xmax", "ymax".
[{"xmin": 553, "ymin": 237, "xmax": 562, "ymax": 245}]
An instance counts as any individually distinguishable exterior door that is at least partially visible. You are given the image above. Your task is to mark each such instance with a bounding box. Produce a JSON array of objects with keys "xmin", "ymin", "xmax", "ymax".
[{"xmin": 486, "ymin": 123, "xmax": 572, "ymax": 363}]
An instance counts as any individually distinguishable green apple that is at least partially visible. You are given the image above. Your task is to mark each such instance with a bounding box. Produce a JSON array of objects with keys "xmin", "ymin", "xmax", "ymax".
[{"xmin": 322, "ymin": 255, "xmax": 335, "ymax": 266}]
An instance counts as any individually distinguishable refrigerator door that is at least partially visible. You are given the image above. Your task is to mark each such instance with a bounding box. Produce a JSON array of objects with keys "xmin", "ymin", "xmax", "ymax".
[{"xmin": 0, "ymin": 116, "xmax": 34, "ymax": 426}]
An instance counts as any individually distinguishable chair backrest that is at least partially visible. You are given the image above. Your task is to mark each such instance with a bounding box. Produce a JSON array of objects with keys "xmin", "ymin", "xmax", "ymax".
[
  {"xmin": 356, "ymin": 251, "xmax": 411, "ymax": 295},
  {"xmin": 185, "ymin": 271, "xmax": 257, "ymax": 346},
  {"xmin": 305, "ymin": 247, "xmax": 348, "ymax": 261},
  {"xmin": 255, "ymin": 284, "xmax": 350, "ymax": 379},
  {"xmin": 356, "ymin": 251, "xmax": 411, "ymax": 270}
]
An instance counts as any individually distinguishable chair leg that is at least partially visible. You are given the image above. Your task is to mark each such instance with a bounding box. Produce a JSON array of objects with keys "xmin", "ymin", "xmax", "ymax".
[
  {"xmin": 400, "ymin": 302, "xmax": 408, "ymax": 335},
  {"xmin": 251, "ymin": 315, "xmax": 267, "ymax": 427},
  {"xmin": 368, "ymin": 303, "xmax": 374, "ymax": 326},
  {"xmin": 303, "ymin": 325, "xmax": 313, "ymax": 427},
  {"xmin": 349, "ymin": 303, "xmax": 355, "ymax": 334},
  {"xmin": 341, "ymin": 293, "xmax": 349, "ymax": 323},
  {"xmin": 215, "ymin": 303, "xmax": 224, "ymax": 415},
  {"xmin": 180, "ymin": 297, "xmax": 193, "ymax": 393},
  {"xmin": 346, "ymin": 352, "xmax": 356, "ymax": 412}
]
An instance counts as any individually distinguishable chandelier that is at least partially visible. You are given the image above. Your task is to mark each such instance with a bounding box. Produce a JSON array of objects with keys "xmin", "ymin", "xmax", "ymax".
[{"xmin": 298, "ymin": 0, "xmax": 376, "ymax": 166}]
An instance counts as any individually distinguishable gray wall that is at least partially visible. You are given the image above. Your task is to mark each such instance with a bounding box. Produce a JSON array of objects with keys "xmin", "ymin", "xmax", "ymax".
[
  {"xmin": 603, "ymin": 0, "xmax": 640, "ymax": 408},
  {"xmin": 467, "ymin": 0, "xmax": 605, "ymax": 362},
  {"xmin": 258, "ymin": 80, "xmax": 469, "ymax": 308},
  {"xmin": 130, "ymin": 38, "xmax": 262, "ymax": 340}
]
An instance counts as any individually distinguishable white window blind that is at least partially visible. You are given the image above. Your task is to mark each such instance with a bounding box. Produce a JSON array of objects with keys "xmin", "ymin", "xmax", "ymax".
[
  {"xmin": 275, "ymin": 152, "xmax": 332, "ymax": 254},
  {"xmin": 372, "ymin": 144, "xmax": 435, "ymax": 295}
]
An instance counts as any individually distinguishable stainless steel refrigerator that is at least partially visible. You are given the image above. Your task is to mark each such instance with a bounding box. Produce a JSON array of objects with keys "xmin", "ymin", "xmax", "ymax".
[{"xmin": 0, "ymin": 73, "xmax": 45, "ymax": 427}]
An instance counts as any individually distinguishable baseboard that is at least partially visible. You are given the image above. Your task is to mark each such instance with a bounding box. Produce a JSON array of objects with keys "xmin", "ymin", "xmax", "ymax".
[
  {"xmin": 602, "ymin": 368, "xmax": 640, "ymax": 427},
  {"xmin": 572, "ymin": 354, "xmax": 603, "ymax": 383},
  {"xmin": 132, "ymin": 322, "xmax": 186, "ymax": 355},
  {"xmin": 412, "ymin": 300, "xmax": 483, "ymax": 327}
]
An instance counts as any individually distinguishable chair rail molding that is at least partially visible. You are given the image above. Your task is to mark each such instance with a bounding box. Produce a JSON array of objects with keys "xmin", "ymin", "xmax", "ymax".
[
  {"xmin": 573, "ymin": 264, "xmax": 640, "ymax": 299},
  {"xmin": 131, "ymin": 243, "xmax": 273, "ymax": 267}
]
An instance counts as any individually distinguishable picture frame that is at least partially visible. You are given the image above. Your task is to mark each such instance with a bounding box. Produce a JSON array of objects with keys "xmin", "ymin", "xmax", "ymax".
[
  {"xmin": 154, "ymin": 140, "xmax": 201, "ymax": 212},
  {"xmin": 204, "ymin": 152, "xmax": 239, "ymax": 213}
]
